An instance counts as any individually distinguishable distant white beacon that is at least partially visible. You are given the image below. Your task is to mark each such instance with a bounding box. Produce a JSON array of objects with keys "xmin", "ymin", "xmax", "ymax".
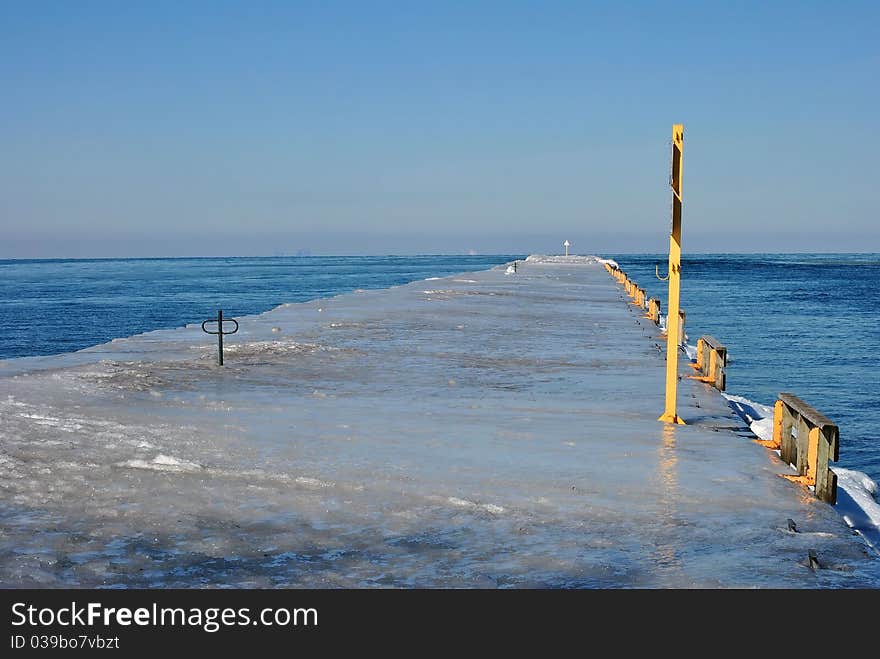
[{"xmin": 563, "ymin": 239, "xmax": 570, "ymax": 257}]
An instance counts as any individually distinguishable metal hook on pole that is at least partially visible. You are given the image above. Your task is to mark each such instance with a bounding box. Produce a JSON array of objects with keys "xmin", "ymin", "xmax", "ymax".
[{"xmin": 655, "ymin": 264, "xmax": 669, "ymax": 281}]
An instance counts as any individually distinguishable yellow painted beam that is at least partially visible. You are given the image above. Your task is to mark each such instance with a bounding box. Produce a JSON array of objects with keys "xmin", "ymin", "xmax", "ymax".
[
  {"xmin": 782, "ymin": 427, "xmax": 820, "ymax": 487},
  {"xmin": 755, "ymin": 400, "xmax": 785, "ymax": 449},
  {"xmin": 659, "ymin": 124, "xmax": 685, "ymax": 425}
]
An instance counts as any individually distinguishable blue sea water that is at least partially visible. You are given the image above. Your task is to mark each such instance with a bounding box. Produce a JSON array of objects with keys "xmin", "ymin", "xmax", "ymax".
[
  {"xmin": 0, "ymin": 253, "xmax": 877, "ymax": 483},
  {"xmin": 0, "ymin": 255, "xmax": 522, "ymax": 359},
  {"xmin": 611, "ymin": 253, "xmax": 880, "ymax": 484}
]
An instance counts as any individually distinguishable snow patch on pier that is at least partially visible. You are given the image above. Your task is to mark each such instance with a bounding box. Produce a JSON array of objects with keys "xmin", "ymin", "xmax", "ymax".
[{"xmin": 525, "ymin": 254, "xmax": 606, "ymax": 265}]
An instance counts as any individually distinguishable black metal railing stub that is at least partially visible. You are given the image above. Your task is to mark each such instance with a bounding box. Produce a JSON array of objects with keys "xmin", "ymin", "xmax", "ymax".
[{"xmin": 201, "ymin": 309, "xmax": 239, "ymax": 366}]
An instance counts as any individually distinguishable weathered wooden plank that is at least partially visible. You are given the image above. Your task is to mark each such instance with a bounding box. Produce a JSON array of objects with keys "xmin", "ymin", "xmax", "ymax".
[
  {"xmin": 796, "ymin": 415, "xmax": 811, "ymax": 476},
  {"xmin": 702, "ymin": 335, "xmax": 724, "ymax": 351},
  {"xmin": 815, "ymin": 425, "xmax": 839, "ymax": 504},
  {"xmin": 778, "ymin": 392, "xmax": 837, "ymax": 429},
  {"xmin": 779, "ymin": 405, "xmax": 797, "ymax": 466}
]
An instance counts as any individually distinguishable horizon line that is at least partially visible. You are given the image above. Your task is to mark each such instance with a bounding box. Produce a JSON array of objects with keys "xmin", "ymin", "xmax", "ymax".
[{"xmin": 2, "ymin": 250, "xmax": 880, "ymax": 262}]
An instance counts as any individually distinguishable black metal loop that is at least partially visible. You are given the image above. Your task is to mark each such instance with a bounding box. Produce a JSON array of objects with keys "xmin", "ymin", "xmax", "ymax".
[{"xmin": 201, "ymin": 318, "xmax": 239, "ymax": 335}]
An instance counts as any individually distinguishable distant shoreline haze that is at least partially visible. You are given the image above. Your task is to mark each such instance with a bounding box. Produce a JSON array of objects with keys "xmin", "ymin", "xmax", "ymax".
[
  {"xmin": 3, "ymin": 228, "xmax": 880, "ymax": 260},
  {"xmin": 3, "ymin": 249, "xmax": 880, "ymax": 262}
]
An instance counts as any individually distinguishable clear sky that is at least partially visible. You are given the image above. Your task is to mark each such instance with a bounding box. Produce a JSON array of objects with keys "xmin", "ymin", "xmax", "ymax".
[{"xmin": 1, "ymin": 1, "xmax": 877, "ymax": 257}]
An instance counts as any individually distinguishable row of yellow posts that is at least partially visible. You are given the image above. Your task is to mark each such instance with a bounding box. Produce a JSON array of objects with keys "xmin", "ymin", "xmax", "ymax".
[
  {"xmin": 688, "ymin": 336, "xmax": 727, "ymax": 391},
  {"xmin": 603, "ymin": 124, "xmax": 840, "ymax": 503},
  {"xmin": 603, "ymin": 262, "xmax": 685, "ymax": 347},
  {"xmin": 605, "ymin": 260, "xmax": 839, "ymax": 503}
]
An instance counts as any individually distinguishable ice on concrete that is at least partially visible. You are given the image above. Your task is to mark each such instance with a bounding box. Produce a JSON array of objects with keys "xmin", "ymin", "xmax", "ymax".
[
  {"xmin": 1, "ymin": 259, "xmax": 878, "ymax": 587},
  {"xmin": 724, "ymin": 394, "xmax": 775, "ymax": 442},
  {"xmin": 835, "ymin": 469, "xmax": 880, "ymax": 553}
]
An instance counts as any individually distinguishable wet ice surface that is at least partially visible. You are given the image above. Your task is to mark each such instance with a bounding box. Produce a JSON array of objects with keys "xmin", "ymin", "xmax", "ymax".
[{"xmin": 1, "ymin": 260, "xmax": 879, "ymax": 588}]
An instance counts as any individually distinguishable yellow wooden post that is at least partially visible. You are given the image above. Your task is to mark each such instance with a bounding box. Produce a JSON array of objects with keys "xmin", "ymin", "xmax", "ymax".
[
  {"xmin": 692, "ymin": 337, "xmax": 704, "ymax": 371},
  {"xmin": 805, "ymin": 427, "xmax": 820, "ymax": 483},
  {"xmin": 659, "ymin": 124, "xmax": 685, "ymax": 425},
  {"xmin": 755, "ymin": 399, "xmax": 785, "ymax": 449},
  {"xmin": 783, "ymin": 427, "xmax": 820, "ymax": 487},
  {"xmin": 773, "ymin": 400, "xmax": 784, "ymax": 447}
]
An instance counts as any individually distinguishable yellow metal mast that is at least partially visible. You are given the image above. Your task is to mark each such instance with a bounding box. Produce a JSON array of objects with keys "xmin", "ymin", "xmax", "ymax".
[{"xmin": 659, "ymin": 124, "xmax": 686, "ymax": 425}]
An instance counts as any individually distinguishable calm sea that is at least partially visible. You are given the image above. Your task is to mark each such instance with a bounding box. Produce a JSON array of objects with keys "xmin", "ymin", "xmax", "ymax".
[
  {"xmin": 612, "ymin": 253, "xmax": 880, "ymax": 483},
  {"xmin": 0, "ymin": 255, "xmax": 521, "ymax": 358},
  {"xmin": 0, "ymin": 253, "xmax": 877, "ymax": 482}
]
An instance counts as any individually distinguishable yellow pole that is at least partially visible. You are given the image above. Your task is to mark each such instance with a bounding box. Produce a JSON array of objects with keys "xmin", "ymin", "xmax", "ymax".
[{"xmin": 659, "ymin": 124, "xmax": 685, "ymax": 425}]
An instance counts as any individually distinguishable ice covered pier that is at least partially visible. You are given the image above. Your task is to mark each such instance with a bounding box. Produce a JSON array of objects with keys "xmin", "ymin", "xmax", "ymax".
[{"xmin": 1, "ymin": 257, "xmax": 878, "ymax": 587}]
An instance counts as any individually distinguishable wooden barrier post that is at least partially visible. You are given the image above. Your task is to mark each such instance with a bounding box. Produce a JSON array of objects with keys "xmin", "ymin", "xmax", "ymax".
[
  {"xmin": 688, "ymin": 335, "xmax": 726, "ymax": 391},
  {"xmin": 796, "ymin": 414, "xmax": 812, "ymax": 476},
  {"xmin": 779, "ymin": 403, "xmax": 797, "ymax": 467},
  {"xmin": 815, "ymin": 423, "xmax": 839, "ymax": 504},
  {"xmin": 691, "ymin": 337, "xmax": 705, "ymax": 372},
  {"xmin": 645, "ymin": 298, "xmax": 660, "ymax": 323},
  {"xmin": 632, "ymin": 287, "xmax": 646, "ymax": 308},
  {"xmin": 755, "ymin": 393, "xmax": 839, "ymax": 504}
]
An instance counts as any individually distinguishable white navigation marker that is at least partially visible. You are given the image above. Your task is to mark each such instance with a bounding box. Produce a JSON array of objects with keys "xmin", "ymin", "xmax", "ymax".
[{"xmin": 563, "ymin": 239, "xmax": 570, "ymax": 257}]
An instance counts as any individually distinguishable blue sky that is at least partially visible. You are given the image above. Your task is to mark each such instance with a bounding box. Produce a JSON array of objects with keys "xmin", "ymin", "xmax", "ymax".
[{"xmin": 1, "ymin": 1, "xmax": 877, "ymax": 257}]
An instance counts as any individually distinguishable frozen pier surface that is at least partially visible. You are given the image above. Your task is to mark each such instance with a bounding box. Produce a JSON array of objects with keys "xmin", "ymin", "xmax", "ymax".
[{"xmin": 1, "ymin": 260, "xmax": 878, "ymax": 588}]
